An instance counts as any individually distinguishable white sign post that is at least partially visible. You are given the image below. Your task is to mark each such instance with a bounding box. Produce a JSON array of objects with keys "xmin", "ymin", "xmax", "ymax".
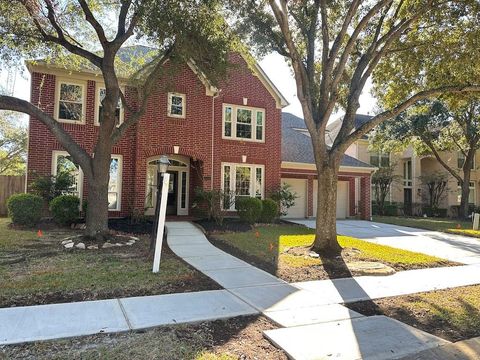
[
  {"xmin": 473, "ymin": 213, "xmax": 480, "ymax": 231},
  {"xmin": 152, "ymin": 172, "xmax": 170, "ymax": 273}
]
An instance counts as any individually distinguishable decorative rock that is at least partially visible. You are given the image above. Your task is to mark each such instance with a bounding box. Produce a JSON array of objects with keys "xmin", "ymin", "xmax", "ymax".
[
  {"xmin": 115, "ymin": 243, "xmax": 124, "ymax": 247},
  {"xmin": 102, "ymin": 242, "xmax": 116, "ymax": 249},
  {"xmin": 64, "ymin": 242, "xmax": 75, "ymax": 249},
  {"xmin": 75, "ymin": 243, "xmax": 86, "ymax": 250},
  {"xmin": 131, "ymin": 237, "xmax": 139, "ymax": 241},
  {"xmin": 346, "ymin": 261, "xmax": 396, "ymax": 276},
  {"xmin": 308, "ymin": 251, "xmax": 320, "ymax": 258},
  {"xmin": 87, "ymin": 245, "xmax": 98, "ymax": 250},
  {"xmin": 61, "ymin": 239, "xmax": 73, "ymax": 245}
]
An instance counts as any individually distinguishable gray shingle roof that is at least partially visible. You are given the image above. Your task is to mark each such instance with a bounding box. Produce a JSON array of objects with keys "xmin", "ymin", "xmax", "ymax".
[
  {"xmin": 325, "ymin": 114, "xmax": 373, "ymax": 145},
  {"xmin": 282, "ymin": 113, "xmax": 375, "ymax": 169}
]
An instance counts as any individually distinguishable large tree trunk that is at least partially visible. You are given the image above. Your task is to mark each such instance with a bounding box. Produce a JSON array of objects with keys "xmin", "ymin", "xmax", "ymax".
[
  {"xmin": 459, "ymin": 170, "xmax": 472, "ymax": 220},
  {"xmin": 311, "ymin": 163, "xmax": 342, "ymax": 254},
  {"xmin": 85, "ymin": 175, "xmax": 110, "ymax": 238},
  {"xmin": 459, "ymin": 152, "xmax": 474, "ymax": 219}
]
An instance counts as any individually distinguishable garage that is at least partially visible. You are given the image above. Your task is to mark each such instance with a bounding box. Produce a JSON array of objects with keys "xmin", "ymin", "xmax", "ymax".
[
  {"xmin": 313, "ymin": 180, "xmax": 349, "ymax": 219},
  {"xmin": 281, "ymin": 178, "xmax": 307, "ymax": 218}
]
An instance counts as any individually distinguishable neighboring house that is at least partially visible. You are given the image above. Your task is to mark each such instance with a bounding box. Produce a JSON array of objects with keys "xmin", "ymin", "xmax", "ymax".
[
  {"xmin": 383, "ymin": 147, "xmax": 479, "ymax": 215},
  {"xmin": 332, "ymin": 115, "xmax": 479, "ymax": 216},
  {"xmin": 26, "ymin": 45, "xmax": 374, "ymax": 220}
]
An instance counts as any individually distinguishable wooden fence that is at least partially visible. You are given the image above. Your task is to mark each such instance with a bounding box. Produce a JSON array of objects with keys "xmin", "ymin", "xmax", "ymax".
[{"xmin": 0, "ymin": 175, "xmax": 26, "ymax": 216}]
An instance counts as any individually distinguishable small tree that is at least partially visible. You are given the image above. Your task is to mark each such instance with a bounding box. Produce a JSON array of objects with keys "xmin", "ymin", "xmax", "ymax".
[
  {"xmin": 0, "ymin": 111, "xmax": 27, "ymax": 175},
  {"xmin": 371, "ymin": 165, "xmax": 398, "ymax": 216},
  {"xmin": 270, "ymin": 183, "xmax": 297, "ymax": 217},
  {"xmin": 419, "ymin": 172, "xmax": 448, "ymax": 214},
  {"xmin": 194, "ymin": 188, "xmax": 235, "ymax": 226},
  {"xmin": 29, "ymin": 172, "xmax": 76, "ymax": 203}
]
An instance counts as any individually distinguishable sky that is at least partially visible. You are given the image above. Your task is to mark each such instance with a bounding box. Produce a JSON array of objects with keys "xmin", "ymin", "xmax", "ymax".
[{"xmin": 1, "ymin": 52, "xmax": 378, "ymax": 124}]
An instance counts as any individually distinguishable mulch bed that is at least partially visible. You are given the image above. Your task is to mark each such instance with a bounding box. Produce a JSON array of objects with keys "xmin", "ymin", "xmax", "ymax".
[
  {"xmin": 2, "ymin": 316, "xmax": 286, "ymax": 360},
  {"xmin": 108, "ymin": 218, "xmax": 154, "ymax": 234}
]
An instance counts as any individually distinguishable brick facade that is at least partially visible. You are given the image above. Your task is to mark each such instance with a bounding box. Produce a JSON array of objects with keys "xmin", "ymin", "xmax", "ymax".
[{"xmin": 27, "ymin": 54, "xmax": 282, "ymax": 217}]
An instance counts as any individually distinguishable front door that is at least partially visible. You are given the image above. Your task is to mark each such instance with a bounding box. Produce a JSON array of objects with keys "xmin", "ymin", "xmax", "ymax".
[
  {"xmin": 404, "ymin": 188, "xmax": 413, "ymax": 215},
  {"xmin": 160, "ymin": 171, "xmax": 178, "ymax": 216}
]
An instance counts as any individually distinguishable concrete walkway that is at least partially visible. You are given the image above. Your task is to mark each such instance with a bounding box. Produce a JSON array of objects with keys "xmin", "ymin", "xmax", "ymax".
[
  {"xmin": 165, "ymin": 222, "xmax": 480, "ymax": 360},
  {"xmin": 3, "ymin": 221, "xmax": 480, "ymax": 359},
  {"xmin": 292, "ymin": 219, "xmax": 480, "ymax": 264}
]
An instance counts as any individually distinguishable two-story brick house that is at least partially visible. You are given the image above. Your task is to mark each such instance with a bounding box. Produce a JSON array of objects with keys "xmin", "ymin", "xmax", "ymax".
[{"xmin": 26, "ymin": 46, "xmax": 374, "ymax": 220}]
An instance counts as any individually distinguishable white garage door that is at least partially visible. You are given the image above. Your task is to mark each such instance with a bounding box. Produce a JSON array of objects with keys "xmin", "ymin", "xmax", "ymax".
[
  {"xmin": 281, "ymin": 178, "xmax": 307, "ymax": 218},
  {"xmin": 313, "ymin": 180, "xmax": 349, "ymax": 219}
]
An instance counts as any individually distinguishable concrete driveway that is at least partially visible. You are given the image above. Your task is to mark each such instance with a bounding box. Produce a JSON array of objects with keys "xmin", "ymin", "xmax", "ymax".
[{"xmin": 291, "ymin": 219, "xmax": 480, "ymax": 265}]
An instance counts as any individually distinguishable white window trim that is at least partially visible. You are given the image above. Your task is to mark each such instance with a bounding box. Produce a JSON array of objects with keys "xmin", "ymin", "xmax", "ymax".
[
  {"xmin": 55, "ymin": 78, "xmax": 87, "ymax": 124},
  {"xmin": 109, "ymin": 155, "xmax": 123, "ymax": 211},
  {"xmin": 221, "ymin": 162, "xmax": 265, "ymax": 211},
  {"xmin": 457, "ymin": 181, "xmax": 476, "ymax": 205},
  {"xmin": 458, "ymin": 152, "xmax": 476, "ymax": 170},
  {"xmin": 94, "ymin": 83, "xmax": 125, "ymax": 126},
  {"xmin": 167, "ymin": 92, "xmax": 186, "ymax": 119},
  {"xmin": 51, "ymin": 150, "xmax": 84, "ymax": 204},
  {"xmin": 222, "ymin": 103, "xmax": 265, "ymax": 143}
]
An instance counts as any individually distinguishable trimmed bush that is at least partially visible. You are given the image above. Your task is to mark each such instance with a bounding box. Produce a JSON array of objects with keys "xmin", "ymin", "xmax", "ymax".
[
  {"xmin": 236, "ymin": 197, "xmax": 263, "ymax": 225},
  {"xmin": 7, "ymin": 193, "xmax": 43, "ymax": 226},
  {"xmin": 50, "ymin": 195, "xmax": 80, "ymax": 225},
  {"xmin": 260, "ymin": 198, "xmax": 278, "ymax": 223}
]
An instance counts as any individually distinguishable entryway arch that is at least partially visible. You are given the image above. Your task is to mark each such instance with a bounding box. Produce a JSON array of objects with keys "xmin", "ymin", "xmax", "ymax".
[{"xmin": 145, "ymin": 154, "xmax": 190, "ymax": 216}]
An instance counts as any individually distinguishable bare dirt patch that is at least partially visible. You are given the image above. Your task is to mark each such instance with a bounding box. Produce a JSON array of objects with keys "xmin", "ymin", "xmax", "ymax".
[
  {"xmin": 1, "ymin": 316, "xmax": 286, "ymax": 360},
  {"xmin": 347, "ymin": 285, "xmax": 480, "ymax": 342}
]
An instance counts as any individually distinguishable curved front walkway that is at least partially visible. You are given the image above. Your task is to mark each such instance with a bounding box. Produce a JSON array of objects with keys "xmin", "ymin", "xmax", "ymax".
[{"xmin": 166, "ymin": 222, "xmax": 480, "ymax": 360}]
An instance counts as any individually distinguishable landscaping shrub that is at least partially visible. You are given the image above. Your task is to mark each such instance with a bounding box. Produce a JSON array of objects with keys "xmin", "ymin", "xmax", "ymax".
[
  {"xmin": 50, "ymin": 195, "xmax": 80, "ymax": 225},
  {"xmin": 270, "ymin": 183, "xmax": 297, "ymax": 216},
  {"xmin": 372, "ymin": 201, "xmax": 399, "ymax": 216},
  {"xmin": 260, "ymin": 198, "xmax": 278, "ymax": 223},
  {"xmin": 7, "ymin": 193, "xmax": 43, "ymax": 226},
  {"xmin": 29, "ymin": 172, "xmax": 76, "ymax": 203},
  {"xmin": 236, "ymin": 197, "xmax": 263, "ymax": 224},
  {"xmin": 194, "ymin": 188, "xmax": 234, "ymax": 225}
]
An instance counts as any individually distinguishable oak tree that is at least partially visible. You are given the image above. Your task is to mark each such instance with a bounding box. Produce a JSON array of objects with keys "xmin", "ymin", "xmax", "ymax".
[
  {"xmin": 0, "ymin": 0, "xmax": 233, "ymax": 237},
  {"xmin": 229, "ymin": 0, "xmax": 480, "ymax": 253}
]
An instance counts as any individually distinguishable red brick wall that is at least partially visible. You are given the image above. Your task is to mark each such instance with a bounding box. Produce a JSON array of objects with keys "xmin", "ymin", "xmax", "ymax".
[{"xmin": 27, "ymin": 54, "xmax": 282, "ymax": 217}]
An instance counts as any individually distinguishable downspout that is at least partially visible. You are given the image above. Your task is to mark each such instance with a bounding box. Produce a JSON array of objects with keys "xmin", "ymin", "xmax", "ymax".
[{"xmin": 211, "ymin": 89, "xmax": 222, "ymax": 190}]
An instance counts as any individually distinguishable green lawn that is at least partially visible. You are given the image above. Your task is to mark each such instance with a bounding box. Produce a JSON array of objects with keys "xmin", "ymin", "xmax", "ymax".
[
  {"xmin": 0, "ymin": 218, "xmax": 215, "ymax": 307},
  {"xmin": 372, "ymin": 216, "xmax": 472, "ymax": 233},
  {"xmin": 213, "ymin": 224, "xmax": 447, "ymax": 269}
]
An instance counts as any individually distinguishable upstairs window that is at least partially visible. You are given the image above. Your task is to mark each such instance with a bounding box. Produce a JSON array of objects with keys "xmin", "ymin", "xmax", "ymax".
[
  {"xmin": 57, "ymin": 81, "xmax": 85, "ymax": 123},
  {"xmin": 95, "ymin": 86, "xmax": 123, "ymax": 126},
  {"xmin": 458, "ymin": 152, "xmax": 475, "ymax": 170},
  {"xmin": 223, "ymin": 104, "xmax": 265, "ymax": 142},
  {"xmin": 370, "ymin": 152, "xmax": 390, "ymax": 168},
  {"xmin": 168, "ymin": 93, "xmax": 186, "ymax": 118}
]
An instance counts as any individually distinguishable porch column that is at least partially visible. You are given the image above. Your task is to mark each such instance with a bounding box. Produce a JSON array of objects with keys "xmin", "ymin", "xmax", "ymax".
[{"xmin": 360, "ymin": 175, "xmax": 371, "ymax": 220}]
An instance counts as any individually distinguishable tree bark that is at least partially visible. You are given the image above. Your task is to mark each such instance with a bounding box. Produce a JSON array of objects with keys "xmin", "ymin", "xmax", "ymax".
[
  {"xmin": 311, "ymin": 162, "xmax": 342, "ymax": 254},
  {"xmin": 85, "ymin": 175, "xmax": 110, "ymax": 238}
]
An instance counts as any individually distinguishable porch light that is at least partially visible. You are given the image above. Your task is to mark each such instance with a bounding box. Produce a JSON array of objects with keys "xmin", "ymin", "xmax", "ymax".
[{"xmin": 157, "ymin": 155, "xmax": 171, "ymax": 174}]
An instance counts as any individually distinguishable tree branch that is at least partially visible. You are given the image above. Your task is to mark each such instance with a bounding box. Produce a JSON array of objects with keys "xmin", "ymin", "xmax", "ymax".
[
  {"xmin": 340, "ymin": 85, "xmax": 480, "ymax": 152},
  {"xmin": 77, "ymin": 0, "xmax": 108, "ymax": 45},
  {"xmin": 0, "ymin": 95, "xmax": 93, "ymax": 178}
]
